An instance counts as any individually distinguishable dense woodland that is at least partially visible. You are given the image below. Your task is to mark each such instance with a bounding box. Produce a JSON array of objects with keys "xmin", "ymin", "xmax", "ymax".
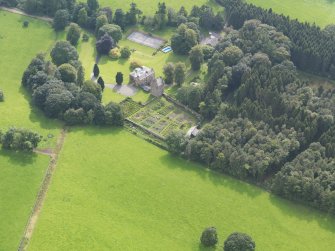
[
  {"xmin": 216, "ymin": 0, "xmax": 335, "ymax": 79},
  {"xmin": 168, "ymin": 19, "xmax": 335, "ymax": 214}
]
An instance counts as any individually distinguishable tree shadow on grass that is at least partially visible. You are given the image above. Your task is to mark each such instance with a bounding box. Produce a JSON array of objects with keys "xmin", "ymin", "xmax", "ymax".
[
  {"xmin": 19, "ymin": 86, "xmax": 63, "ymax": 131},
  {"xmin": 269, "ymin": 194, "xmax": 335, "ymax": 233},
  {"xmin": 0, "ymin": 149, "xmax": 38, "ymax": 166},
  {"xmin": 198, "ymin": 243, "xmax": 222, "ymax": 251},
  {"xmin": 159, "ymin": 153, "xmax": 262, "ymax": 198},
  {"xmin": 197, "ymin": 243, "xmax": 218, "ymax": 251}
]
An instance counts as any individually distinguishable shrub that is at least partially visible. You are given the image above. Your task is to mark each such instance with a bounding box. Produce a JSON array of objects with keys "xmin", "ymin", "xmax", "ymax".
[
  {"xmin": 82, "ymin": 80, "xmax": 102, "ymax": 101},
  {"xmin": 120, "ymin": 46, "xmax": 131, "ymax": 59},
  {"xmin": 0, "ymin": 89, "xmax": 4, "ymax": 102},
  {"xmin": 23, "ymin": 21, "xmax": 29, "ymax": 28},
  {"xmin": 105, "ymin": 102, "xmax": 124, "ymax": 126},
  {"xmin": 82, "ymin": 34, "xmax": 89, "ymax": 42},
  {"xmin": 109, "ymin": 48, "xmax": 121, "ymax": 59},
  {"xmin": 58, "ymin": 63, "xmax": 77, "ymax": 83},
  {"xmin": 130, "ymin": 60, "xmax": 142, "ymax": 70},
  {"xmin": 200, "ymin": 227, "xmax": 218, "ymax": 247},
  {"xmin": 224, "ymin": 232, "xmax": 255, "ymax": 251},
  {"xmin": 53, "ymin": 9, "xmax": 70, "ymax": 31},
  {"xmin": 66, "ymin": 23, "xmax": 81, "ymax": 46}
]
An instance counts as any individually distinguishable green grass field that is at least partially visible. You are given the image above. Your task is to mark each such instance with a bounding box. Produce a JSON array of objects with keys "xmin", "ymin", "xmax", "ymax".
[
  {"xmin": 100, "ymin": 0, "xmax": 219, "ymax": 15},
  {"xmin": 78, "ymin": 28, "xmax": 204, "ymax": 104},
  {"xmin": 247, "ymin": 0, "xmax": 335, "ymax": 27},
  {"xmin": 0, "ymin": 11, "xmax": 62, "ymax": 251},
  {"xmin": 29, "ymin": 127, "xmax": 335, "ymax": 251},
  {"xmin": 0, "ymin": 152, "xmax": 50, "ymax": 251}
]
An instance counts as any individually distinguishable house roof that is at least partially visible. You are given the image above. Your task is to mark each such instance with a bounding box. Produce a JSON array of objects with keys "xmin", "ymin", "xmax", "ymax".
[
  {"xmin": 130, "ymin": 66, "xmax": 154, "ymax": 81},
  {"xmin": 186, "ymin": 126, "xmax": 200, "ymax": 137}
]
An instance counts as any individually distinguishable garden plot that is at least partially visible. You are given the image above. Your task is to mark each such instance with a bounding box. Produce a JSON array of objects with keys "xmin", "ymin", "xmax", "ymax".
[
  {"xmin": 127, "ymin": 31, "xmax": 165, "ymax": 49},
  {"xmin": 126, "ymin": 98, "xmax": 197, "ymax": 138}
]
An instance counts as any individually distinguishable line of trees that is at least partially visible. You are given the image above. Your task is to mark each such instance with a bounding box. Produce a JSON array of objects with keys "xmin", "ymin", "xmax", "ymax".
[{"xmin": 217, "ymin": 0, "xmax": 335, "ymax": 79}]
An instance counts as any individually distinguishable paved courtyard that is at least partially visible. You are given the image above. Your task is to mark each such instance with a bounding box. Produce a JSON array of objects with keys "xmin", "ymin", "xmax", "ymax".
[{"xmin": 106, "ymin": 84, "xmax": 138, "ymax": 97}]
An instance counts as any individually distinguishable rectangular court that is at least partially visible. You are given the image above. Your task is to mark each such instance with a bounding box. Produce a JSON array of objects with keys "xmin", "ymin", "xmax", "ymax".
[{"xmin": 127, "ymin": 31, "xmax": 165, "ymax": 49}]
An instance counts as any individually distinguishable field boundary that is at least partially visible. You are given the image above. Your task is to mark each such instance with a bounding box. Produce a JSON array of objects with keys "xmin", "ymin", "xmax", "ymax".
[
  {"xmin": 0, "ymin": 6, "xmax": 52, "ymax": 22},
  {"xmin": 17, "ymin": 128, "xmax": 67, "ymax": 251}
]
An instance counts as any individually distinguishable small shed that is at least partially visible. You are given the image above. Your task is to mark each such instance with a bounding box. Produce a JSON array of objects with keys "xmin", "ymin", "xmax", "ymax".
[{"xmin": 186, "ymin": 126, "xmax": 200, "ymax": 138}]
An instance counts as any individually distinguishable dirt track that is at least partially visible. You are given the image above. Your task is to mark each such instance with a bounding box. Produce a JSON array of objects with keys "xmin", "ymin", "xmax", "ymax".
[
  {"xmin": 17, "ymin": 128, "xmax": 67, "ymax": 251},
  {"xmin": 0, "ymin": 6, "xmax": 52, "ymax": 22}
]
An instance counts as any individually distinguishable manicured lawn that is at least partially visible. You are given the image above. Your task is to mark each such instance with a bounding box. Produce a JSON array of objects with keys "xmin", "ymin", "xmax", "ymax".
[
  {"xmin": 29, "ymin": 127, "xmax": 335, "ymax": 251},
  {"xmin": 100, "ymin": 0, "xmax": 220, "ymax": 15},
  {"xmin": 0, "ymin": 11, "xmax": 61, "ymax": 251},
  {"xmin": 247, "ymin": 0, "xmax": 335, "ymax": 27},
  {"xmin": 0, "ymin": 152, "xmax": 50, "ymax": 251},
  {"xmin": 78, "ymin": 28, "xmax": 203, "ymax": 104}
]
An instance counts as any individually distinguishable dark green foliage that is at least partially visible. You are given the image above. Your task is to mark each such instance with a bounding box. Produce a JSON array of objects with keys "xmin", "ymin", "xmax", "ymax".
[
  {"xmin": 176, "ymin": 84, "xmax": 203, "ymax": 110},
  {"xmin": 126, "ymin": 2, "xmax": 142, "ymax": 26},
  {"xmin": 63, "ymin": 108, "xmax": 87, "ymax": 125},
  {"xmin": 165, "ymin": 130, "xmax": 187, "ymax": 155},
  {"xmin": 23, "ymin": 0, "xmax": 75, "ymax": 16},
  {"xmin": 154, "ymin": 2, "xmax": 168, "ymax": 29},
  {"xmin": 95, "ymin": 14, "xmax": 108, "ymax": 35},
  {"xmin": 96, "ymin": 34, "xmax": 115, "ymax": 55},
  {"xmin": 116, "ymin": 72, "xmax": 123, "ymax": 85},
  {"xmin": 53, "ymin": 9, "xmax": 70, "ymax": 31},
  {"xmin": 189, "ymin": 5, "xmax": 225, "ymax": 31},
  {"xmin": 66, "ymin": 23, "xmax": 81, "ymax": 46},
  {"xmin": 87, "ymin": 0, "xmax": 99, "ymax": 13},
  {"xmin": 0, "ymin": 89, "xmax": 4, "ymax": 102},
  {"xmin": 171, "ymin": 24, "xmax": 198, "ymax": 55},
  {"xmin": 97, "ymin": 24, "xmax": 122, "ymax": 42},
  {"xmin": 189, "ymin": 45, "xmax": 204, "ymax": 71},
  {"xmin": 120, "ymin": 46, "xmax": 131, "ymax": 59},
  {"xmin": 0, "ymin": 0, "xmax": 17, "ymax": 7},
  {"xmin": 77, "ymin": 65, "xmax": 85, "ymax": 86},
  {"xmin": 200, "ymin": 227, "xmax": 218, "ymax": 247},
  {"xmin": 0, "ymin": 127, "xmax": 42, "ymax": 152},
  {"xmin": 97, "ymin": 76, "xmax": 105, "ymax": 91},
  {"xmin": 23, "ymin": 48, "xmax": 120, "ymax": 128},
  {"xmin": 58, "ymin": 63, "xmax": 77, "ymax": 83},
  {"xmin": 163, "ymin": 63, "xmax": 175, "ymax": 85},
  {"xmin": 82, "ymin": 33, "xmax": 90, "ymax": 42},
  {"xmin": 93, "ymin": 63, "xmax": 100, "ymax": 78},
  {"xmin": 77, "ymin": 7, "xmax": 88, "ymax": 27},
  {"xmin": 82, "ymin": 80, "xmax": 102, "ymax": 101},
  {"xmin": 272, "ymin": 143, "xmax": 335, "ymax": 214},
  {"xmin": 219, "ymin": 0, "xmax": 335, "ymax": 79},
  {"xmin": 50, "ymin": 41, "xmax": 79, "ymax": 66},
  {"xmin": 168, "ymin": 18, "xmax": 335, "ymax": 213},
  {"xmin": 223, "ymin": 232, "xmax": 255, "ymax": 251},
  {"xmin": 113, "ymin": 9, "xmax": 126, "ymax": 29},
  {"xmin": 174, "ymin": 62, "xmax": 186, "ymax": 86},
  {"xmin": 23, "ymin": 20, "xmax": 29, "ymax": 28},
  {"xmin": 104, "ymin": 102, "xmax": 124, "ymax": 126}
]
